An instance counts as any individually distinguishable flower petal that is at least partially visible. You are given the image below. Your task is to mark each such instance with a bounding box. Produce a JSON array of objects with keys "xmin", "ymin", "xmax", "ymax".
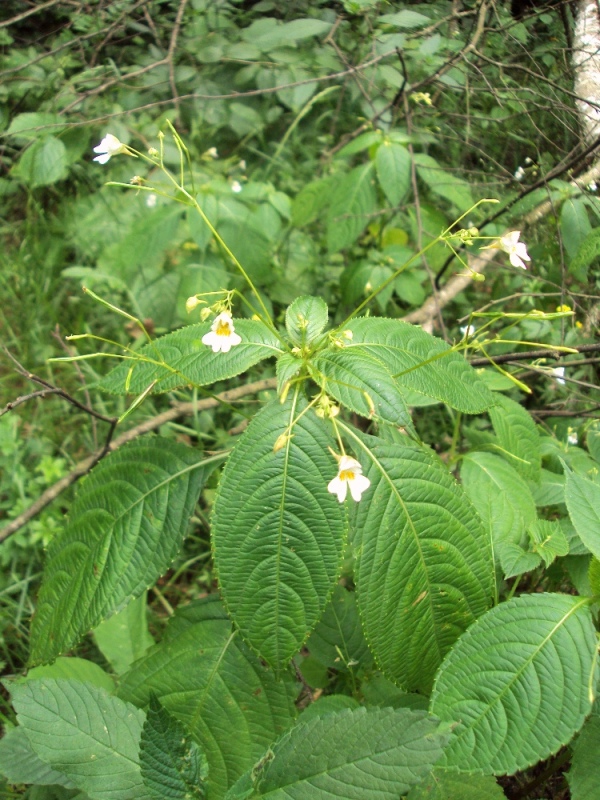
[
  {"xmin": 349, "ymin": 473, "xmax": 371, "ymax": 502},
  {"xmin": 327, "ymin": 476, "xmax": 347, "ymax": 502},
  {"xmin": 93, "ymin": 153, "xmax": 111, "ymax": 164}
]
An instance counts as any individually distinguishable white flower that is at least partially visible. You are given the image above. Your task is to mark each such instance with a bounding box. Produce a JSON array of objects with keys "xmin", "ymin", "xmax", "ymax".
[
  {"xmin": 231, "ymin": 180, "xmax": 242, "ymax": 193},
  {"xmin": 514, "ymin": 166, "xmax": 525, "ymax": 181},
  {"xmin": 93, "ymin": 133, "xmax": 127, "ymax": 164},
  {"xmin": 146, "ymin": 193, "xmax": 157, "ymax": 208},
  {"xmin": 524, "ymin": 157, "xmax": 533, "ymax": 165},
  {"xmin": 589, "ymin": 181, "xmax": 598, "ymax": 192},
  {"xmin": 460, "ymin": 324, "xmax": 476, "ymax": 338},
  {"xmin": 552, "ymin": 366, "xmax": 565, "ymax": 385},
  {"xmin": 499, "ymin": 231, "xmax": 531, "ymax": 269},
  {"xmin": 206, "ymin": 147, "xmax": 218, "ymax": 158},
  {"xmin": 568, "ymin": 431, "xmax": 578, "ymax": 445},
  {"xmin": 201, "ymin": 311, "xmax": 242, "ymax": 353},
  {"xmin": 327, "ymin": 456, "xmax": 371, "ymax": 503}
]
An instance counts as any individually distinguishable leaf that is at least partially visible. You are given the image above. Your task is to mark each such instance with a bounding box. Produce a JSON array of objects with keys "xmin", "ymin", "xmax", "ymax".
[
  {"xmin": 349, "ymin": 430, "xmax": 493, "ymax": 692},
  {"xmin": 276, "ymin": 353, "xmax": 301, "ymax": 396},
  {"xmin": 306, "ymin": 585, "xmax": 372, "ymax": 672},
  {"xmin": 100, "ymin": 320, "xmax": 282, "ymax": 395},
  {"xmin": 291, "ymin": 176, "xmax": 336, "ymax": 227},
  {"xmin": 297, "ymin": 695, "xmax": 360, "ymax": 723},
  {"xmin": 285, "ymin": 295, "xmax": 328, "ymax": 346},
  {"xmin": 248, "ymin": 707, "xmax": 451, "ymax": 799},
  {"xmin": 431, "ymin": 593, "xmax": 598, "ymax": 774},
  {"xmin": 567, "ymin": 702, "xmax": 600, "ymax": 800},
  {"xmin": 565, "ymin": 468, "xmax": 600, "ymax": 559},
  {"xmin": 17, "ymin": 137, "xmax": 68, "ymax": 188},
  {"xmin": 406, "ymin": 771, "xmax": 506, "ymax": 799},
  {"xmin": 531, "ymin": 468, "xmax": 565, "ymax": 506},
  {"xmin": 12, "ymin": 679, "xmax": 149, "ymax": 800},
  {"xmin": 589, "ymin": 557, "xmax": 600, "ymax": 595},
  {"xmin": 313, "ymin": 347, "xmax": 411, "ymax": 427},
  {"xmin": 93, "ymin": 593, "xmax": 154, "ymax": 675},
  {"xmin": 24, "ymin": 657, "xmax": 115, "ymax": 695},
  {"xmin": 140, "ymin": 697, "xmax": 207, "ymax": 799},
  {"xmin": 561, "ymin": 197, "xmax": 591, "ymax": 261},
  {"xmin": 118, "ymin": 600, "xmax": 296, "ymax": 799},
  {"xmin": 326, "ymin": 164, "xmax": 377, "ymax": 253},
  {"xmin": 570, "ymin": 227, "xmax": 600, "ymax": 281},
  {"xmin": 376, "ymin": 142, "xmax": 411, "ymax": 206},
  {"xmin": 6, "ymin": 112, "xmax": 66, "ymax": 138},
  {"xmin": 528, "ymin": 519, "xmax": 569, "ymax": 567},
  {"xmin": 0, "ymin": 726, "xmax": 74, "ymax": 788},
  {"xmin": 344, "ymin": 318, "xmax": 495, "ymax": 413},
  {"xmin": 413, "ymin": 153, "xmax": 473, "ymax": 212},
  {"xmin": 337, "ymin": 130, "xmax": 384, "ymax": 158},
  {"xmin": 212, "ymin": 395, "xmax": 347, "ymax": 670},
  {"xmin": 488, "ymin": 394, "xmax": 541, "ymax": 481},
  {"xmin": 30, "ymin": 440, "xmax": 219, "ymax": 664},
  {"xmin": 379, "ymin": 10, "xmax": 431, "ymax": 28}
]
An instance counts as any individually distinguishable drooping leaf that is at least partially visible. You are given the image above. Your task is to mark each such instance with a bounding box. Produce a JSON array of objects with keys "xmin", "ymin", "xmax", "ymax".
[
  {"xmin": 139, "ymin": 696, "xmax": 207, "ymax": 799},
  {"xmin": 375, "ymin": 141, "xmax": 411, "ymax": 206},
  {"xmin": 348, "ymin": 429, "xmax": 493, "ymax": 692},
  {"xmin": 567, "ymin": 702, "xmax": 600, "ymax": 800},
  {"xmin": 93, "ymin": 593, "xmax": 154, "ymax": 675},
  {"xmin": 565, "ymin": 468, "xmax": 600, "ymax": 559},
  {"xmin": 306, "ymin": 585, "xmax": 372, "ymax": 672},
  {"xmin": 343, "ymin": 317, "xmax": 495, "ymax": 413},
  {"xmin": 119, "ymin": 600, "xmax": 296, "ymax": 799},
  {"xmin": 12, "ymin": 679, "xmax": 149, "ymax": 800},
  {"xmin": 431, "ymin": 593, "xmax": 598, "ymax": 774},
  {"xmin": 30, "ymin": 439, "xmax": 220, "ymax": 664},
  {"xmin": 488, "ymin": 394, "xmax": 541, "ymax": 481},
  {"xmin": 313, "ymin": 347, "xmax": 411, "ymax": 427},
  {"xmin": 212, "ymin": 395, "xmax": 347, "ymax": 670},
  {"xmin": 0, "ymin": 726, "xmax": 74, "ymax": 788},
  {"xmin": 326, "ymin": 163, "xmax": 377, "ymax": 253},
  {"xmin": 100, "ymin": 320, "xmax": 283, "ymax": 395},
  {"xmin": 406, "ymin": 771, "xmax": 506, "ymax": 799},
  {"xmin": 285, "ymin": 295, "xmax": 328, "ymax": 346},
  {"xmin": 243, "ymin": 707, "xmax": 451, "ymax": 799}
]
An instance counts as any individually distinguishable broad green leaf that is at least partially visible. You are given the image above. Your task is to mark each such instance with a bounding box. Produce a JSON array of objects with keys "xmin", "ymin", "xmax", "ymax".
[
  {"xmin": 570, "ymin": 227, "xmax": 600, "ymax": 281},
  {"xmin": 140, "ymin": 697, "xmax": 207, "ymax": 799},
  {"xmin": 297, "ymin": 695, "xmax": 360, "ymax": 723},
  {"xmin": 291, "ymin": 176, "xmax": 335, "ymax": 227},
  {"xmin": 18, "ymin": 137, "xmax": 68, "ymax": 188},
  {"xmin": 326, "ymin": 164, "xmax": 377, "ymax": 253},
  {"xmin": 561, "ymin": 196, "xmax": 592, "ymax": 260},
  {"xmin": 375, "ymin": 142, "xmax": 411, "ymax": 206},
  {"xmin": 24, "ymin": 657, "xmax": 115, "ymax": 695},
  {"xmin": 431, "ymin": 593, "xmax": 598, "ymax": 774},
  {"xmin": 6, "ymin": 112, "xmax": 66, "ymax": 138},
  {"xmin": 589, "ymin": 556, "xmax": 600, "ymax": 595},
  {"xmin": 313, "ymin": 347, "xmax": 411, "ymax": 427},
  {"xmin": 285, "ymin": 295, "xmax": 328, "ymax": 346},
  {"xmin": 344, "ymin": 318, "xmax": 495, "ymax": 413},
  {"xmin": 93, "ymin": 593, "xmax": 154, "ymax": 675},
  {"xmin": 247, "ymin": 708, "xmax": 451, "ymax": 799},
  {"xmin": 587, "ymin": 423, "xmax": 600, "ymax": 463},
  {"xmin": 414, "ymin": 153, "xmax": 473, "ymax": 212},
  {"xmin": 0, "ymin": 726, "xmax": 74, "ymax": 788},
  {"xmin": 406, "ymin": 771, "xmax": 505, "ymax": 799},
  {"xmin": 567, "ymin": 702, "xmax": 600, "ymax": 800},
  {"xmin": 565, "ymin": 469, "xmax": 600, "ymax": 558},
  {"xmin": 488, "ymin": 394, "xmax": 541, "ymax": 481},
  {"xmin": 12, "ymin": 679, "xmax": 149, "ymax": 800},
  {"xmin": 461, "ymin": 452, "xmax": 537, "ymax": 576},
  {"xmin": 276, "ymin": 353, "xmax": 301, "ymax": 396},
  {"xmin": 212, "ymin": 395, "xmax": 347, "ymax": 669},
  {"xmin": 100, "ymin": 320, "xmax": 282, "ymax": 395},
  {"xmin": 306, "ymin": 585, "xmax": 372, "ymax": 672},
  {"xmin": 30, "ymin": 440, "xmax": 219, "ymax": 664},
  {"xmin": 532, "ymin": 468, "xmax": 565, "ymax": 506},
  {"xmin": 349, "ymin": 430, "xmax": 493, "ymax": 691},
  {"xmin": 379, "ymin": 10, "xmax": 431, "ymax": 28},
  {"xmin": 528, "ymin": 519, "xmax": 568, "ymax": 567},
  {"xmin": 341, "ymin": 262, "xmax": 395, "ymax": 310},
  {"xmin": 337, "ymin": 130, "xmax": 384, "ymax": 157},
  {"xmin": 360, "ymin": 675, "xmax": 428, "ymax": 711},
  {"xmin": 119, "ymin": 601, "xmax": 296, "ymax": 799}
]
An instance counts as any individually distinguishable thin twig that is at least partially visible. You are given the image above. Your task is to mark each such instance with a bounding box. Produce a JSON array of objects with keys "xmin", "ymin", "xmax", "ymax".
[
  {"xmin": 167, "ymin": 0, "xmax": 189, "ymax": 118},
  {"xmin": 469, "ymin": 343, "xmax": 600, "ymax": 367}
]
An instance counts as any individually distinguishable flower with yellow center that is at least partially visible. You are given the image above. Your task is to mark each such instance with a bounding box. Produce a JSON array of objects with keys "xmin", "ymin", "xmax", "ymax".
[
  {"xmin": 498, "ymin": 231, "xmax": 530, "ymax": 269},
  {"xmin": 93, "ymin": 134, "xmax": 128, "ymax": 164},
  {"xmin": 327, "ymin": 455, "xmax": 370, "ymax": 503},
  {"xmin": 201, "ymin": 311, "xmax": 242, "ymax": 353}
]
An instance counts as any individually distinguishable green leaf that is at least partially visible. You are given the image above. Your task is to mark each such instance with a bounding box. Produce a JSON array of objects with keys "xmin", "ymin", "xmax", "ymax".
[
  {"xmin": 379, "ymin": 10, "xmax": 431, "ymax": 28},
  {"xmin": 212, "ymin": 395, "xmax": 347, "ymax": 670},
  {"xmin": 285, "ymin": 295, "xmax": 328, "ymax": 346},
  {"xmin": 326, "ymin": 164, "xmax": 377, "ymax": 253},
  {"xmin": 589, "ymin": 557, "xmax": 600, "ymax": 595},
  {"xmin": 413, "ymin": 154, "xmax": 473, "ymax": 212},
  {"xmin": 24, "ymin": 657, "xmax": 115, "ymax": 695},
  {"xmin": 17, "ymin": 137, "xmax": 68, "ymax": 188},
  {"xmin": 276, "ymin": 353, "xmax": 301, "ymax": 396},
  {"xmin": 0, "ymin": 726, "xmax": 74, "ymax": 788},
  {"xmin": 488, "ymin": 394, "xmax": 541, "ymax": 481},
  {"xmin": 375, "ymin": 142, "xmax": 411, "ymax": 206},
  {"xmin": 361, "ymin": 675, "xmax": 428, "ymax": 711},
  {"xmin": 119, "ymin": 600, "xmax": 296, "ymax": 799},
  {"xmin": 431, "ymin": 593, "xmax": 598, "ymax": 774},
  {"xmin": 349, "ymin": 431, "xmax": 493, "ymax": 692},
  {"xmin": 565, "ymin": 468, "xmax": 600, "ymax": 559},
  {"xmin": 248, "ymin": 707, "xmax": 451, "ymax": 799},
  {"xmin": 6, "ymin": 112, "xmax": 66, "ymax": 138},
  {"xmin": 344, "ymin": 318, "xmax": 495, "ymax": 413},
  {"xmin": 297, "ymin": 695, "xmax": 360, "ymax": 723},
  {"xmin": 140, "ymin": 696, "xmax": 207, "ymax": 799},
  {"xmin": 306, "ymin": 585, "xmax": 372, "ymax": 672},
  {"xmin": 528, "ymin": 519, "xmax": 569, "ymax": 567},
  {"xmin": 93, "ymin": 593, "xmax": 154, "ymax": 675},
  {"xmin": 313, "ymin": 347, "xmax": 411, "ymax": 427},
  {"xmin": 406, "ymin": 771, "xmax": 506, "ymax": 799},
  {"xmin": 291, "ymin": 176, "xmax": 335, "ymax": 227},
  {"xmin": 531, "ymin": 468, "xmax": 565, "ymax": 506},
  {"xmin": 30, "ymin": 440, "xmax": 219, "ymax": 664},
  {"xmin": 570, "ymin": 227, "xmax": 600, "ymax": 281},
  {"xmin": 561, "ymin": 197, "xmax": 592, "ymax": 261},
  {"xmin": 12, "ymin": 679, "xmax": 149, "ymax": 800},
  {"xmin": 567, "ymin": 702, "xmax": 600, "ymax": 800},
  {"xmin": 100, "ymin": 321, "xmax": 282, "ymax": 395},
  {"xmin": 337, "ymin": 130, "xmax": 384, "ymax": 158}
]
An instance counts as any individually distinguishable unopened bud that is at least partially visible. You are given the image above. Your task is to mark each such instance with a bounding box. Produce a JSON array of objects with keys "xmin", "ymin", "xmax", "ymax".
[
  {"xmin": 186, "ymin": 296, "xmax": 200, "ymax": 314},
  {"xmin": 148, "ymin": 147, "xmax": 159, "ymax": 157},
  {"xmin": 200, "ymin": 307, "xmax": 212, "ymax": 321},
  {"xmin": 273, "ymin": 433, "xmax": 292, "ymax": 452}
]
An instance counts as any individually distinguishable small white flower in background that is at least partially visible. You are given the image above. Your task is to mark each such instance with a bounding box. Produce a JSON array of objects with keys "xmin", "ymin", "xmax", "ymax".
[
  {"xmin": 327, "ymin": 456, "xmax": 371, "ymax": 503},
  {"xmin": 524, "ymin": 157, "xmax": 533, "ymax": 165},
  {"xmin": 146, "ymin": 193, "xmax": 157, "ymax": 208},
  {"xmin": 93, "ymin": 134, "xmax": 128, "ymax": 164},
  {"xmin": 498, "ymin": 231, "xmax": 531, "ymax": 269},
  {"xmin": 552, "ymin": 366, "xmax": 566, "ymax": 385},
  {"xmin": 589, "ymin": 181, "xmax": 598, "ymax": 192},
  {"xmin": 206, "ymin": 147, "xmax": 218, "ymax": 158},
  {"xmin": 460, "ymin": 324, "xmax": 476, "ymax": 338},
  {"xmin": 514, "ymin": 166, "xmax": 525, "ymax": 181},
  {"xmin": 201, "ymin": 311, "xmax": 242, "ymax": 353},
  {"xmin": 568, "ymin": 431, "xmax": 578, "ymax": 445},
  {"xmin": 231, "ymin": 180, "xmax": 242, "ymax": 193}
]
